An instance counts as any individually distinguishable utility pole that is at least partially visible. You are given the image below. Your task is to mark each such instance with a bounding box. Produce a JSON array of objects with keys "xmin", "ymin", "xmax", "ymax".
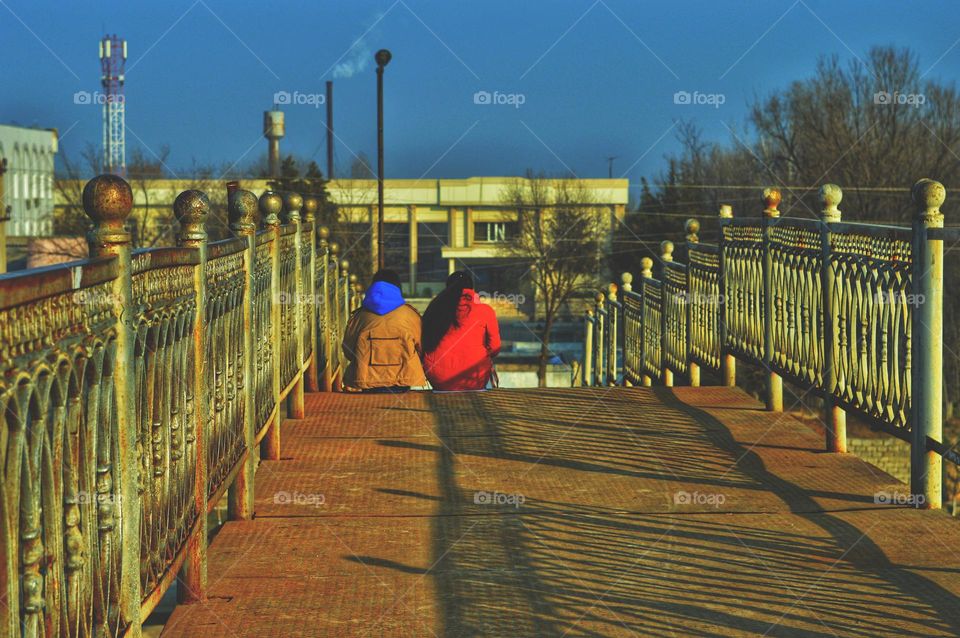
[{"xmin": 606, "ymin": 156, "xmax": 617, "ymax": 179}]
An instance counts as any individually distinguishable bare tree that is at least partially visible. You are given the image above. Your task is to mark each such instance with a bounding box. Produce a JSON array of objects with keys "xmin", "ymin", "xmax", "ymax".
[{"xmin": 504, "ymin": 172, "xmax": 607, "ymax": 386}]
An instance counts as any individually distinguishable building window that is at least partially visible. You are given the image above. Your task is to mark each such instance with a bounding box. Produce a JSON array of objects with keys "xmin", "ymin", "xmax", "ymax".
[{"xmin": 474, "ymin": 221, "xmax": 517, "ymax": 243}]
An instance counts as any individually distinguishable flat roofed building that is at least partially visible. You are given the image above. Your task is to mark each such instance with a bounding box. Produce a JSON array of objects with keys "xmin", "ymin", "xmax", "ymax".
[{"xmin": 0, "ymin": 124, "xmax": 58, "ymax": 237}]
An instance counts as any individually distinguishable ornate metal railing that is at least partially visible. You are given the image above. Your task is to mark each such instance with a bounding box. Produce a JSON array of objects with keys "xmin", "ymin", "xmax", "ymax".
[
  {"xmin": 584, "ymin": 180, "xmax": 949, "ymax": 509},
  {"xmin": 0, "ymin": 175, "xmax": 354, "ymax": 637}
]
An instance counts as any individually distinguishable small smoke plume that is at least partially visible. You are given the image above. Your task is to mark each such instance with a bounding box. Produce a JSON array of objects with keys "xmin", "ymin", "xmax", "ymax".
[
  {"xmin": 332, "ymin": 11, "xmax": 384, "ymax": 79},
  {"xmin": 333, "ymin": 45, "xmax": 371, "ymax": 79}
]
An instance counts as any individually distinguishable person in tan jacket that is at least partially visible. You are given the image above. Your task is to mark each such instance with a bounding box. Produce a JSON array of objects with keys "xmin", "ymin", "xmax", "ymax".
[{"xmin": 341, "ymin": 269, "xmax": 427, "ymax": 392}]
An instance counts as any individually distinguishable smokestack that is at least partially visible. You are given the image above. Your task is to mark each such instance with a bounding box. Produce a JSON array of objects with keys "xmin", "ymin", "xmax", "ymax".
[
  {"xmin": 326, "ymin": 81, "xmax": 334, "ymax": 180},
  {"xmin": 263, "ymin": 110, "xmax": 285, "ymax": 179}
]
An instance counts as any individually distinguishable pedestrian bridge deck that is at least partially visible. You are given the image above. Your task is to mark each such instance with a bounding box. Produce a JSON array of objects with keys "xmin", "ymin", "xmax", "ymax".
[{"xmin": 161, "ymin": 387, "xmax": 960, "ymax": 637}]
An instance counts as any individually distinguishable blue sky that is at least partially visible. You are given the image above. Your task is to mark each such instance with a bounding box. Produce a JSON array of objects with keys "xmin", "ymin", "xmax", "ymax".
[{"xmin": 2, "ymin": 0, "xmax": 959, "ymax": 186}]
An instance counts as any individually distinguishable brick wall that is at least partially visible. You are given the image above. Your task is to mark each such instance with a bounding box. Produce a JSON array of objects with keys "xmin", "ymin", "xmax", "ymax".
[{"xmin": 847, "ymin": 437, "xmax": 910, "ymax": 484}]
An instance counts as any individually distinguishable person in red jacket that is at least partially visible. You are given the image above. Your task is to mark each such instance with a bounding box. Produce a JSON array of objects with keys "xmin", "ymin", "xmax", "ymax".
[{"xmin": 422, "ymin": 271, "xmax": 501, "ymax": 391}]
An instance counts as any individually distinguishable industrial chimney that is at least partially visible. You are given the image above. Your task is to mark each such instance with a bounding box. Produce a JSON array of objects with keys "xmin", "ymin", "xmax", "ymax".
[{"xmin": 263, "ymin": 110, "xmax": 285, "ymax": 178}]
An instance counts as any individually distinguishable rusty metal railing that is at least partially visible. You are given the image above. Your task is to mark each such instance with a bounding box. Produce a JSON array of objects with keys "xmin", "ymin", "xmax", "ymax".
[
  {"xmin": 0, "ymin": 175, "xmax": 353, "ymax": 637},
  {"xmin": 583, "ymin": 181, "xmax": 949, "ymax": 509}
]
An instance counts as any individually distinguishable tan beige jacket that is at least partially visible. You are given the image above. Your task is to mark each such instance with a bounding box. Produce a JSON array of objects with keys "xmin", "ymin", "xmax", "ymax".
[{"xmin": 341, "ymin": 304, "xmax": 427, "ymax": 389}]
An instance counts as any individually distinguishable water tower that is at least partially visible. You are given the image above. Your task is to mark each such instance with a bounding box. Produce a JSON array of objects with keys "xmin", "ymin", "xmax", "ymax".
[{"xmin": 263, "ymin": 110, "xmax": 284, "ymax": 178}]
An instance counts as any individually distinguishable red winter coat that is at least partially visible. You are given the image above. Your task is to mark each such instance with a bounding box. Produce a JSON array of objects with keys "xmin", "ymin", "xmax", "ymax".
[{"xmin": 423, "ymin": 289, "xmax": 501, "ymax": 391}]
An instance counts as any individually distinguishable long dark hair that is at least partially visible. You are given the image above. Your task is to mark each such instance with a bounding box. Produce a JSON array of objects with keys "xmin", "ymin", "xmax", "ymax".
[{"xmin": 422, "ymin": 271, "xmax": 474, "ymax": 353}]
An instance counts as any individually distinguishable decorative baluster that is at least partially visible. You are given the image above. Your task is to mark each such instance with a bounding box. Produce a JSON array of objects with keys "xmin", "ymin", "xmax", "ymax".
[
  {"xmin": 686, "ymin": 219, "xmax": 700, "ymax": 387},
  {"xmin": 318, "ymin": 227, "xmax": 333, "ymax": 391},
  {"xmin": 621, "ymin": 272, "xmax": 633, "ymax": 387},
  {"xmin": 173, "ymin": 189, "xmax": 210, "ymax": 604},
  {"xmin": 303, "ymin": 197, "xmax": 320, "ymax": 392},
  {"xmin": 660, "ymin": 241, "xmax": 674, "ymax": 388},
  {"xmin": 911, "ymin": 178, "xmax": 945, "ymax": 509},
  {"xmin": 227, "ymin": 187, "xmax": 258, "ymax": 519},
  {"xmin": 283, "ymin": 192, "xmax": 306, "ymax": 420},
  {"xmin": 594, "ymin": 292, "xmax": 605, "ymax": 387},
  {"xmin": 583, "ymin": 307, "xmax": 594, "ymax": 386},
  {"xmin": 83, "ymin": 174, "xmax": 143, "ymax": 635},
  {"xmin": 820, "ymin": 184, "xmax": 847, "ymax": 453},
  {"xmin": 260, "ymin": 191, "xmax": 283, "ymax": 460},
  {"xmin": 640, "ymin": 257, "xmax": 654, "ymax": 387},
  {"xmin": 762, "ymin": 188, "xmax": 783, "ymax": 411},
  {"xmin": 607, "ymin": 282, "xmax": 618, "ymax": 386},
  {"xmin": 341, "ymin": 259, "xmax": 351, "ymax": 319}
]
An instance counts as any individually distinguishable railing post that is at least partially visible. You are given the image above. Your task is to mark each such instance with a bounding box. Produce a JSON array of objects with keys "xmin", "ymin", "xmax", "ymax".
[
  {"xmin": 911, "ymin": 178, "xmax": 946, "ymax": 509},
  {"xmin": 260, "ymin": 191, "xmax": 283, "ymax": 460},
  {"xmin": 762, "ymin": 188, "xmax": 783, "ymax": 411},
  {"xmin": 583, "ymin": 308, "xmax": 594, "ymax": 386},
  {"xmin": 686, "ymin": 218, "xmax": 701, "ymax": 387},
  {"xmin": 173, "ymin": 190, "xmax": 210, "ymax": 604},
  {"xmin": 820, "ymin": 184, "xmax": 847, "ymax": 453},
  {"xmin": 303, "ymin": 197, "xmax": 320, "ymax": 392},
  {"xmin": 640, "ymin": 257, "xmax": 653, "ymax": 387},
  {"xmin": 660, "ymin": 240, "xmax": 674, "ymax": 387},
  {"xmin": 227, "ymin": 187, "xmax": 258, "ymax": 520},
  {"xmin": 718, "ymin": 204, "xmax": 736, "ymax": 386},
  {"xmin": 607, "ymin": 282, "xmax": 618, "ymax": 385},
  {"xmin": 283, "ymin": 192, "xmax": 306, "ymax": 420},
  {"xmin": 621, "ymin": 272, "xmax": 633, "ymax": 387},
  {"xmin": 329, "ymin": 243, "xmax": 343, "ymax": 391},
  {"xmin": 318, "ymin": 227, "xmax": 333, "ymax": 391},
  {"xmin": 594, "ymin": 292, "xmax": 605, "ymax": 387},
  {"xmin": 83, "ymin": 175, "xmax": 143, "ymax": 636},
  {"xmin": 341, "ymin": 259, "xmax": 352, "ymax": 320}
]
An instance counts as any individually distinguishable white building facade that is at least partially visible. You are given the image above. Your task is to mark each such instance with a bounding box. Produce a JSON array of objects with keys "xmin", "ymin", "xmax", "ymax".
[{"xmin": 0, "ymin": 124, "xmax": 58, "ymax": 237}]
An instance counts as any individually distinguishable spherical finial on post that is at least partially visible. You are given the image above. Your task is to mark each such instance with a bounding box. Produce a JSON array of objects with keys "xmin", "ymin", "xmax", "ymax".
[
  {"xmin": 317, "ymin": 225, "xmax": 330, "ymax": 248},
  {"xmin": 228, "ymin": 188, "xmax": 258, "ymax": 236},
  {"xmin": 340, "ymin": 259, "xmax": 350, "ymax": 273},
  {"xmin": 607, "ymin": 282, "xmax": 618, "ymax": 301},
  {"xmin": 820, "ymin": 184, "xmax": 843, "ymax": 223},
  {"xmin": 685, "ymin": 218, "xmax": 700, "ymax": 243},
  {"xmin": 621, "ymin": 271, "xmax": 633, "ymax": 292},
  {"xmin": 660, "ymin": 240, "xmax": 674, "ymax": 262},
  {"xmin": 594, "ymin": 291, "xmax": 606, "ymax": 306},
  {"xmin": 282, "ymin": 191, "xmax": 303, "ymax": 224},
  {"xmin": 259, "ymin": 191, "xmax": 282, "ymax": 228},
  {"xmin": 640, "ymin": 257, "xmax": 654, "ymax": 279},
  {"xmin": 329, "ymin": 241, "xmax": 340, "ymax": 257},
  {"xmin": 719, "ymin": 204, "xmax": 733, "ymax": 219},
  {"xmin": 348, "ymin": 273, "xmax": 358, "ymax": 285},
  {"xmin": 302, "ymin": 196, "xmax": 318, "ymax": 223},
  {"xmin": 84, "ymin": 174, "xmax": 133, "ymax": 255},
  {"xmin": 174, "ymin": 190, "xmax": 210, "ymax": 247},
  {"xmin": 913, "ymin": 179, "xmax": 946, "ymax": 226},
  {"xmin": 763, "ymin": 187, "xmax": 782, "ymax": 218}
]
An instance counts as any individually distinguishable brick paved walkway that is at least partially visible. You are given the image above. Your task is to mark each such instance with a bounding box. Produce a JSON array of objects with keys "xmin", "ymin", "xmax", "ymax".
[{"xmin": 162, "ymin": 387, "xmax": 960, "ymax": 637}]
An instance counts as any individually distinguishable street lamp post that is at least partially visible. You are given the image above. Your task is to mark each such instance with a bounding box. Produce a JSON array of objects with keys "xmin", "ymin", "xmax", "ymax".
[{"xmin": 375, "ymin": 48, "xmax": 392, "ymax": 271}]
